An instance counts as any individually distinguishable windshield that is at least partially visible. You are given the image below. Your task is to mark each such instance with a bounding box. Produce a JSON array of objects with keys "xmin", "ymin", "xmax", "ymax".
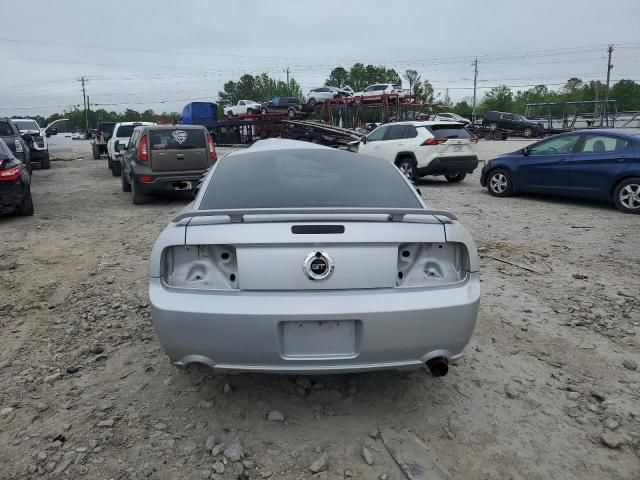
[
  {"xmin": 13, "ymin": 120, "xmax": 40, "ymax": 131},
  {"xmin": 199, "ymin": 149, "xmax": 421, "ymax": 209}
]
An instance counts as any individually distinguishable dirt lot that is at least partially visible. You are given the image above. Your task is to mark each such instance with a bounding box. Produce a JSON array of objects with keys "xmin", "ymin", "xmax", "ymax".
[{"xmin": 1, "ymin": 141, "xmax": 639, "ymax": 480}]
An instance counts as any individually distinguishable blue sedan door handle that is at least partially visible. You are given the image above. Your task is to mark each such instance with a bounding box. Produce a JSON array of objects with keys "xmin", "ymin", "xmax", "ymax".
[
  {"xmin": 617, "ymin": 156, "xmax": 629, "ymax": 162},
  {"xmin": 558, "ymin": 159, "xmax": 568, "ymax": 165}
]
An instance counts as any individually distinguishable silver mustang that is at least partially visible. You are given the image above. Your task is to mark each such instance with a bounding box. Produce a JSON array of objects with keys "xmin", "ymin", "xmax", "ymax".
[{"xmin": 149, "ymin": 139, "xmax": 480, "ymax": 375}]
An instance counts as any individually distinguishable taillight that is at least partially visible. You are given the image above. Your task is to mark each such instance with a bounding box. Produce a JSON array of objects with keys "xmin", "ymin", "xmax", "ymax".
[
  {"xmin": 207, "ymin": 134, "xmax": 217, "ymax": 161},
  {"xmin": 139, "ymin": 175, "xmax": 154, "ymax": 183},
  {"xmin": 421, "ymin": 138, "xmax": 448, "ymax": 146},
  {"xmin": 14, "ymin": 139, "xmax": 23, "ymax": 153},
  {"xmin": 0, "ymin": 165, "xmax": 22, "ymax": 182},
  {"xmin": 469, "ymin": 136, "xmax": 479, "ymax": 144},
  {"xmin": 137, "ymin": 134, "xmax": 148, "ymax": 162}
]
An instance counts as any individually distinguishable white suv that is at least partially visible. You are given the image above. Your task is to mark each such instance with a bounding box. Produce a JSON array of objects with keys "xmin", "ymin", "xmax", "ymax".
[
  {"xmin": 354, "ymin": 83, "xmax": 406, "ymax": 102},
  {"xmin": 357, "ymin": 121, "xmax": 479, "ymax": 182},
  {"xmin": 306, "ymin": 86, "xmax": 354, "ymax": 106},
  {"xmin": 107, "ymin": 121, "xmax": 155, "ymax": 175}
]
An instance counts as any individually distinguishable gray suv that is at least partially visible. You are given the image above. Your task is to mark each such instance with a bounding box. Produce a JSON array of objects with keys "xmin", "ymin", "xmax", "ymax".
[{"xmin": 117, "ymin": 125, "xmax": 217, "ymax": 204}]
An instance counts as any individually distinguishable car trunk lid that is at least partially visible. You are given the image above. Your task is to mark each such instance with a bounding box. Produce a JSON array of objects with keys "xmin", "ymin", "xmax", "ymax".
[
  {"xmin": 183, "ymin": 219, "xmax": 446, "ymax": 290},
  {"xmin": 149, "ymin": 128, "xmax": 208, "ymax": 172}
]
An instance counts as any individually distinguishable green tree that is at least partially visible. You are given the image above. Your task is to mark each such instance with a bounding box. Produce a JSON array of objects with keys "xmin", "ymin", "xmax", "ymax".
[
  {"xmin": 480, "ymin": 85, "xmax": 514, "ymax": 112},
  {"xmin": 413, "ymin": 80, "xmax": 434, "ymax": 103},
  {"xmin": 325, "ymin": 67, "xmax": 350, "ymax": 88},
  {"xmin": 403, "ymin": 69, "xmax": 421, "ymax": 95},
  {"xmin": 610, "ymin": 79, "xmax": 640, "ymax": 111}
]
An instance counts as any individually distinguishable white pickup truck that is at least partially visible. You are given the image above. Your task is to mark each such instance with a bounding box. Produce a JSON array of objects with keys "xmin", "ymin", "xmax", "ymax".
[{"xmin": 224, "ymin": 100, "xmax": 262, "ymax": 117}]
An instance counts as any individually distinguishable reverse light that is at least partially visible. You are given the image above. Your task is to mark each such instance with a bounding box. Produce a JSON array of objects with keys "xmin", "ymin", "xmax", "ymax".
[
  {"xmin": 14, "ymin": 139, "xmax": 23, "ymax": 153},
  {"xmin": 421, "ymin": 138, "xmax": 447, "ymax": 146},
  {"xmin": 137, "ymin": 134, "xmax": 148, "ymax": 162},
  {"xmin": 207, "ymin": 134, "xmax": 217, "ymax": 161},
  {"xmin": 0, "ymin": 165, "xmax": 22, "ymax": 182},
  {"xmin": 163, "ymin": 245, "xmax": 238, "ymax": 290}
]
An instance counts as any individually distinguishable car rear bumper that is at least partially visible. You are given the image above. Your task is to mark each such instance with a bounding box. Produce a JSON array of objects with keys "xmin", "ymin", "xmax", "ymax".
[
  {"xmin": 0, "ymin": 181, "xmax": 26, "ymax": 213},
  {"xmin": 134, "ymin": 172, "xmax": 204, "ymax": 193},
  {"xmin": 149, "ymin": 273, "xmax": 480, "ymax": 373},
  {"xmin": 418, "ymin": 156, "xmax": 479, "ymax": 176}
]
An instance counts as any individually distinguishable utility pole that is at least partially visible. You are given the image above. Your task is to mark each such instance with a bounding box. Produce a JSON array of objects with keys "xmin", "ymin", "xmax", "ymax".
[
  {"xmin": 471, "ymin": 58, "xmax": 478, "ymax": 122},
  {"xmin": 604, "ymin": 44, "xmax": 613, "ymax": 126},
  {"xmin": 284, "ymin": 67, "xmax": 290, "ymax": 83},
  {"xmin": 78, "ymin": 76, "xmax": 89, "ymax": 133}
]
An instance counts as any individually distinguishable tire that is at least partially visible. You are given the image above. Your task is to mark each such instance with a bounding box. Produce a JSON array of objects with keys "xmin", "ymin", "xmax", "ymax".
[
  {"xmin": 18, "ymin": 186, "xmax": 34, "ymax": 216},
  {"xmin": 121, "ymin": 169, "xmax": 131, "ymax": 192},
  {"xmin": 260, "ymin": 107, "xmax": 268, "ymax": 114},
  {"xmin": 489, "ymin": 122, "xmax": 498, "ymax": 131},
  {"xmin": 523, "ymin": 127, "xmax": 533, "ymax": 138},
  {"xmin": 308, "ymin": 98, "xmax": 317, "ymax": 107},
  {"xmin": 396, "ymin": 157, "xmax": 417, "ymax": 182},
  {"xmin": 107, "ymin": 156, "xmax": 113, "ymax": 170},
  {"xmin": 111, "ymin": 160, "xmax": 121, "ymax": 177},
  {"xmin": 486, "ymin": 168, "xmax": 514, "ymax": 197},
  {"xmin": 92, "ymin": 145, "xmax": 100, "ymax": 160},
  {"xmin": 287, "ymin": 108, "xmax": 296, "ymax": 119},
  {"xmin": 613, "ymin": 177, "xmax": 640, "ymax": 214},
  {"xmin": 131, "ymin": 178, "xmax": 147, "ymax": 205},
  {"xmin": 445, "ymin": 173, "xmax": 467, "ymax": 183},
  {"xmin": 40, "ymin": 153, "xmax": 50, "ymax": 170}
]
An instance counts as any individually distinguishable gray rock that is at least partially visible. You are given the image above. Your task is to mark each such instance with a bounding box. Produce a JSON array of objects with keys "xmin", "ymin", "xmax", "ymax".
[
  {"xmin": 622, "ymin": 359, "xmax": 638, "ymax": 371},
  {"xmin": 260, "ymin": 469, "xmax": 273, "ymax": 478},
  {"xmin": 603, "ymin": 417, "xmax": 620, "ymax": 430},
  {"xmin": 212, "ymin": 461, "xmax": 225, "ymax": 474},
  {"xmin": 567, "ymin": 391, "xmax": 581, "ymax": 400},
  {"xmin": 177, "ymin": 439, "xmax": 197, "ymax": 456},
  {"xmin": 153, "ymin": 422, "xmax": 167, "ymax": 431},
  {"xmin": 242, "ymin": 459, "xmax": 255, "ymax": 469},
  {"xmin": 600, "ymin": 432, "xmax": 624, "ymax": 449},
  {"xmin": 295, "ymin": 376, "xmax": 312, "ymax": 390},
  {"xmin": 90, "ymin": 343, "xmax": 104, "ymax": 354},
  {"xmin": 223, "ymin": 443, "xmax": 244, "ymax": 462},
  {"xmin": 223, "ymin": 383, "xmax": 232, "ymax": 394},
  {"xmin": 379, "ymin": 474, "xmax": 389, "ymax": 480},
  {"xmin": 211, "ymin": 444, "xmax": 224, "ymax": 456},
  {"xmin": 344, "ymin": 469, "xmax": 353, "ymax": 477},
  {"xmin": 309, "ymin": 454, "xmax": 328, "ymax": 473},
  {"xmin": 97, "ymin": 419, "xmax": 114, "ymax": 428},
  {"xmin": 267, "ymin": 410, "xmax": 285, "ymax": 422},
  {"xmin": 361, "ymin": 446, "xmax": 374, "ymax": 465},
  {"xmin": 504, "ymin": 385, "xmax": 519, "ymax": 399},
  {"xmin": 36, "ymin": 402, "xmax": 49, "ymax": 412},
  {"xmin": 36, "ymin": 451, "xmax": 47, "ymax": 462},
  {"xmin": 44, "ymin": 372, "xmax": 63, "ymax": 385},
  {"xmin": 205, "ymin": 434, "xmax": 217, "ymax": 451},
  {"xmin": 1, "ymin": 406, "xmax": 14, "ymax": 416}
]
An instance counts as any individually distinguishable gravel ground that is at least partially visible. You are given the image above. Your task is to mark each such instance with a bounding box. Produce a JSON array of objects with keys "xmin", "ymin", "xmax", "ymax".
[{"xmin": 1, "ymin": 140, "xmax": 639, "ymax": 480}]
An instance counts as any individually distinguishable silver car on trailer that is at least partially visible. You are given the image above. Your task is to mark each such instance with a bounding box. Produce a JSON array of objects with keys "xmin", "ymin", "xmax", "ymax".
[{"xmin": 149, "ymin": 140, "xmax": 480, "ymax": 375}]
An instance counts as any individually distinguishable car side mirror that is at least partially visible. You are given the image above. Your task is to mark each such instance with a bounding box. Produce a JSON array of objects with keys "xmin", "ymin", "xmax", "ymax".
[
  {"xmin": 45, "ymin": 128, "xmax": 57, "ymax": 137},
  {"xmin": 522, "ymin": 147, "xmax": 530, "ymax": 156},
  {"xmin": 361, "ymin": 135, "xmax": 367, "ymax": 144}
]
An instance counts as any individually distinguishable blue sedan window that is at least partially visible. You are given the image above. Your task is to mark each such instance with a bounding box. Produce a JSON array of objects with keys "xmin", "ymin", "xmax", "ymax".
[
  {"xmin": 581, "ymin": 135, "xmax": 630, "ymax": 153},
  {"xmin": 529, "ymin": 135, "xmax": 579, "ymax": 155}
]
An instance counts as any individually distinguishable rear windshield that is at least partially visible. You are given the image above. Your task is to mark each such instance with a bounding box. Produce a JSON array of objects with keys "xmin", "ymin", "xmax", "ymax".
[
  {"xmin": 14, "ymin": 120, "xmax": 39, "ymax": 130},
  {"xmin": 97, "ymin": 123, "xmax": 115, "ymax": 134},
  {"xmin": 199, "ymin": 149, "xmax": 422, "ymax": 209},
  {"xmin": 115, "ymin": 125, "xmax": 138, "ymax": 137},
  {"xmin": 0, "ymin": 122, "xmax": 13, "ymax": 136},
  {"xmin": 149, "ymin": 129, "xmax": 206, "ymax": 150},
  {"xmin": 427, "ymin": 125, "xmax": 472, "ymax": 139}
]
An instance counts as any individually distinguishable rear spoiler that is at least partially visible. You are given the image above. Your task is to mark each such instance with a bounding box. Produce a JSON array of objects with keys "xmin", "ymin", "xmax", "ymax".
[{"xmin": 172, "ymin": 208, "xmax": 457, "ymax": 224}]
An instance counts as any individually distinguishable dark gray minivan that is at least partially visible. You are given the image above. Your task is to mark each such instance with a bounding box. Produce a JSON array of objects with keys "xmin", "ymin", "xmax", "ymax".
[{"xmin": 117, "ymin": 125, "xmax": 217, "ymax": 204}]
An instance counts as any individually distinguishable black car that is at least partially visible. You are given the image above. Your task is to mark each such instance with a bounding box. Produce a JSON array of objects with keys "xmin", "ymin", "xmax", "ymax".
[
  {"xmin": 0, "ymin": 118, "xmax": 32, "ymax": 174},
  {"xmin": 482, "ymin": 111, "xmax": 544, "ymax": 138},
  {"xmin": 0, "ymin": 138, "xmax": 33, "ymax": 216},
  {"xmin": 260, "ymin": 97, "xmax": 304, "ymax": 118}
]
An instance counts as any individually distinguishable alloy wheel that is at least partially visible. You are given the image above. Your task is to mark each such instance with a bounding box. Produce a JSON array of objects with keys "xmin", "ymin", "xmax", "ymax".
[
  {"xmin": 399, "ymin": 162, "xmax": 413, "ymax": 179},
  {"xmin": 490, "ymin": 172, "xmax": 508, "ymax": 194},
  {"xmin": 619, "ymin": 183, "xmax": 640, "ymax": 209}
]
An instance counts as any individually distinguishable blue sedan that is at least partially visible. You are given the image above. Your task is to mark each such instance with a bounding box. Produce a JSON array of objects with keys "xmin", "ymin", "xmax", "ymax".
[{"xmin": 480, "ymin": 129, "xmax": 640, "ymax": 213}]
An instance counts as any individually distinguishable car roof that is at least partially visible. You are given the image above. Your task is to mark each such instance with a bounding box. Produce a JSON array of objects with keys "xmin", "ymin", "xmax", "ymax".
[
  {"xmin": 554, "ymin": 128, "xmax": 640, "ymax": 140},
  {"xmin": 115, "ymin": 121, "xmax": 155, "ymax": 126},
  {"xmin": 12, "ymin": 118, "xmax": 38, "ymax": 122},
  {"xmin": 383, "ymin": 120, "xmax": 465, "ymax": 127},
  {"xmin": 133, "ymin": 124, "xmax": 206, "ymax": 131},
  {"xmin": 228, "ymin": 138, "xmax": 332, "ymax": 157}
]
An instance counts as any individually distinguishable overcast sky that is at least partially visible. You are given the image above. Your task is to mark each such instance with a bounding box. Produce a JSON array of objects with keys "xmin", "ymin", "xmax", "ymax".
[{"xmin": 1, "ymin": 0, "xmax": 639, "ymax": 118}]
